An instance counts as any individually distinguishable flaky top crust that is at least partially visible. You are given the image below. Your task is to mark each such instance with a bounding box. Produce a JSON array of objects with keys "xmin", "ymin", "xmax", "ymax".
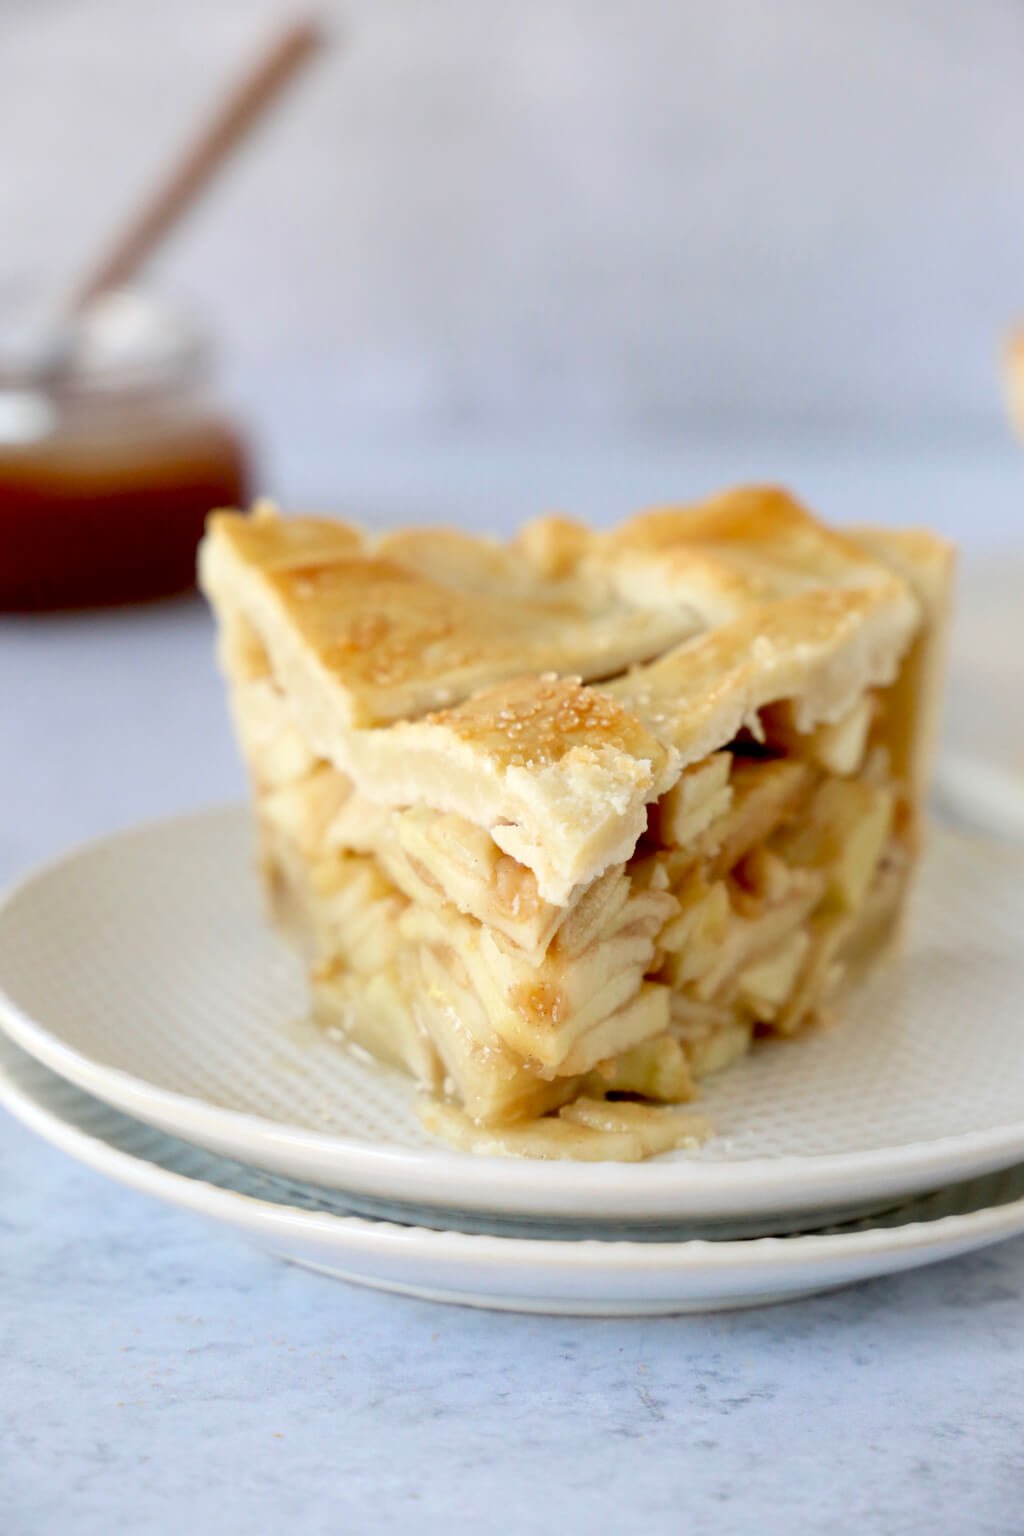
[
  {"xmin": 202, "ymin": 507, "xmax": 702, "ymax": 728},
  {"xmin": 199, "ymin": 490, "xmax": 951, "ymax": 903}
]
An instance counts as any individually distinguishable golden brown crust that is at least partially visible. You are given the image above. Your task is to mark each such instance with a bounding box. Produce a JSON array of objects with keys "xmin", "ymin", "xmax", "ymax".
[
  {"xmin": 590, "ymin": 487, "xmax": 905, "ymax": 614},
  {"xmin": 609, "ymin": 582, "xmax": 916, "ymax": 752},
  {"xmin": 217, "ymin": 505, "xmax": 366, "ymax": 569},
  {"xmin": 199, "ymin": 489, "xmax": 942, "ymax": 903},
  {"xmin": 846, "ymin": 525, "xmax": 955, "ymax": 815},
  {"xmin": 420, "ymin": 674, "xmax": 668, "ymax": 773},
  {"xmin": 203, "ymin": 509, "xmax": 699, "ymax": 729}
]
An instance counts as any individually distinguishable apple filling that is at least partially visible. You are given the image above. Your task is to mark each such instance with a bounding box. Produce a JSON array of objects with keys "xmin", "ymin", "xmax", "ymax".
[{"xmin": 237, "ymin": 664, "xmax": 909, "ymax": 1161}]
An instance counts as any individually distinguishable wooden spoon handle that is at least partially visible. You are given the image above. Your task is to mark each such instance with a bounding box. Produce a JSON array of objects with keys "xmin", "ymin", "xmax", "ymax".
[{"xmin": 71, "ymin": 18, "xmax": 325, "ymax": 311}]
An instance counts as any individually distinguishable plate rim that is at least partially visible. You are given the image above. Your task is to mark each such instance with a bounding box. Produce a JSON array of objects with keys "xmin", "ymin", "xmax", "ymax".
[
  {"xmin": 4, "ymin": 1032, "xmax": 1024, "ymax": 1281},
  {"xmin": 3, "ymin": 804, "xmax": 1024, "ymax": 1222}
]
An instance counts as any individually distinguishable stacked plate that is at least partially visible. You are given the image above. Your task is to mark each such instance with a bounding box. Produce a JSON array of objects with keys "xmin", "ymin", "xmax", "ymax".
[{"xmin": 2, "ymin": 797, "xmax": 1024, "ymax": 1315}]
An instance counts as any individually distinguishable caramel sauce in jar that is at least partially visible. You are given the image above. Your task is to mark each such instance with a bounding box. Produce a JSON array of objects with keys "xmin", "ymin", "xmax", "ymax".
[{"xmin": 0, "ymin": 291, "xmax": 251, "ymax": 610}]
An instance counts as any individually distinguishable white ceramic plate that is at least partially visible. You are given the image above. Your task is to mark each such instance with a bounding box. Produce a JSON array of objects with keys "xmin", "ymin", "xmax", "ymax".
[
  {"xmin": 2, "ymin": 808, "xmax": 1024, "ymax": 1228},
  {"xmin": 4, "ymin": 1033, "xmax": 1024, "ymax": 1315}
]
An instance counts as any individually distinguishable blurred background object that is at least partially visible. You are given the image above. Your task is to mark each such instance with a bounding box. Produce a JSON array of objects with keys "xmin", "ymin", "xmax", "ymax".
[
  {"xmin": 0, "ymin": 13, "xmax": 322, "ymax": 608},
  {"xmin": 0, "ymin": 289, "xmax": 249, "ymax": 607},
  {"xmin": 66, "ymin": 17, "xmax": 323, "ymax": 313},
  {"xmin": 4, "ymin": 0, "xmax": 1024, "ymax": 530}
]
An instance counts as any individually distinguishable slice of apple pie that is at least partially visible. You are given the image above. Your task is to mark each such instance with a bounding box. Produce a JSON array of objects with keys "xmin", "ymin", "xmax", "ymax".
[{"xmin": 198, "ymin": 489, "xmax": 953, "ymax": 1161}]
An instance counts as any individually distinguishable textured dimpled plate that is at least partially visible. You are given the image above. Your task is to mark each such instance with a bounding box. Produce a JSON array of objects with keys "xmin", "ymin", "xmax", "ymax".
[
  {"xmin": 1, "ymin": 807, "xmax": 1024, "ymax": 1226},
  {"xmin": 8, "ymin": 1034, "xmax": 1024, "ymax": 1314}
]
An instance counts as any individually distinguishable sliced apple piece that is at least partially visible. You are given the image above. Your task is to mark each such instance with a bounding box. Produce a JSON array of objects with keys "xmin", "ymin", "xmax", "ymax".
[
  {"xmin": 584, "ymin": 1034, "xmax": 694, "ymax": 1103},
  {"xmin": 737, "ymin": 929, "xmax": 810, "ymax": 1020},
  {"xmin": 686, "ymin": 1020, "xmax": 754, "ymax": 1077},
  {"xmin": 420, "ymin": 1100, "xmax": 646, "ymax": 1160},
  {"xmin": 704, "ymin": 758, "xmax": 813, "ymax": 875},
  {"xmin": 693, "ymin": 877, "xmax": 824, "ymax": 1003},
  {"xmin": 261, "ymin": 763, "xmax": 352, "ymax": 858},
  {"xmin": 559, "ymin": 1097, "xmax": 711, "ymax": 1156},
  {"xmin": 651, "ymin": 752, "xmax": 732, "ymax": 850},
  {"xmin": 764, "ymin": 695, "xmax": 875, "ymax": 776},
  {"xmin": 659, "ymin": 871, "xmax": 730, "ymax": 959}
]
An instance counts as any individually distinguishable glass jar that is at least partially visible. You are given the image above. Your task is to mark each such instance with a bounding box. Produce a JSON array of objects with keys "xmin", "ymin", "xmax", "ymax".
[{"xmin": 0, "ymin": 289, "xmax": 251, "ymax": 609}]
